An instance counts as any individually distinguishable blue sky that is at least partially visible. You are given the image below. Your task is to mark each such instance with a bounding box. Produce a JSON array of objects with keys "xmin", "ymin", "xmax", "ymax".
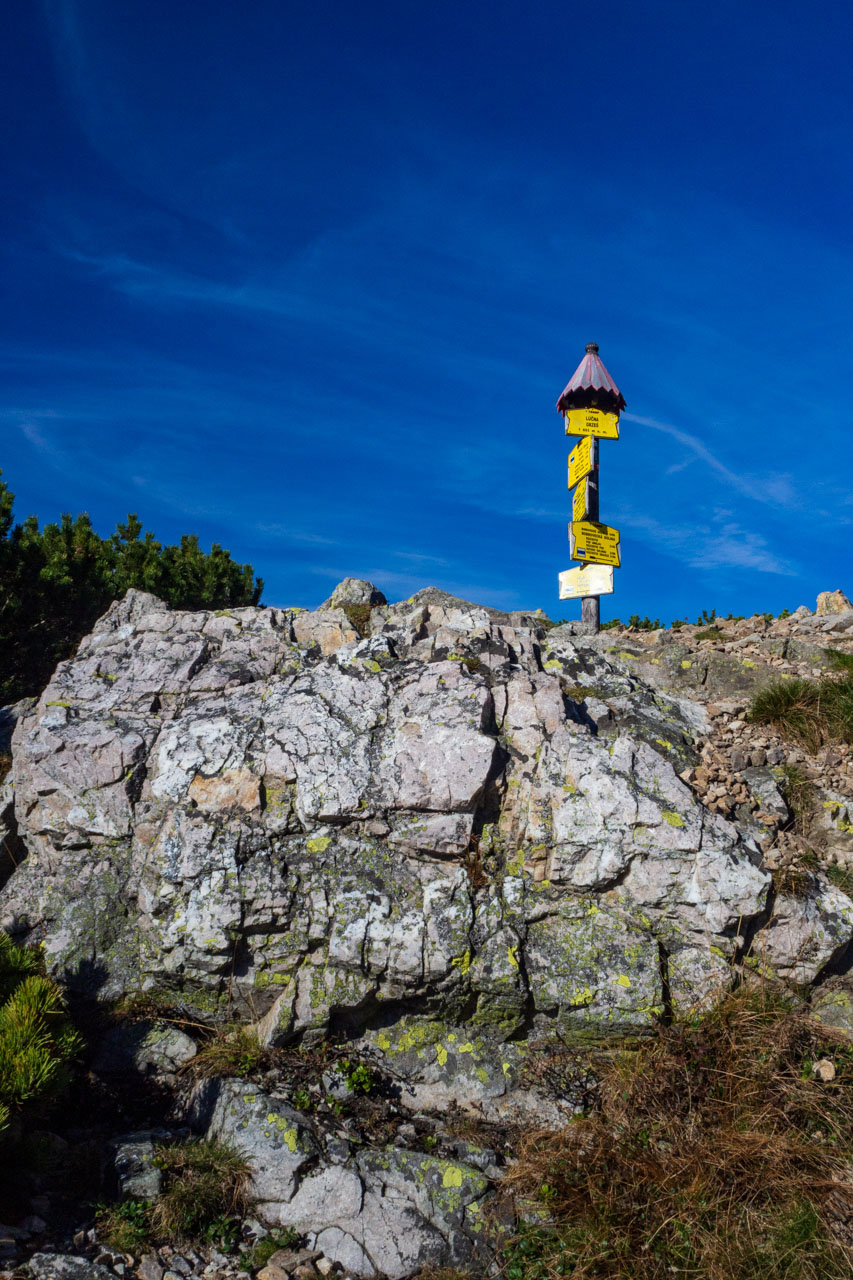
[{"xmin": 2, "ymin": 1, "xmax": 852, "ymax": 622}]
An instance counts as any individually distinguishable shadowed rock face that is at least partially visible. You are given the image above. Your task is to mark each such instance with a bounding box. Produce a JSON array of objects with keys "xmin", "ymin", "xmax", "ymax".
[{"xmin": 4, "ymin": 585, "xmax": 853, "ymax": 1276}]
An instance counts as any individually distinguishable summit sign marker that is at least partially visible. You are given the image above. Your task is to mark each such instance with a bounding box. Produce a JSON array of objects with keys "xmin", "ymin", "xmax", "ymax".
[
  {"xmin": 556, "ymin": 343, "xmax": 626, "ymax": 631},
  {"xmin": 564, "ymin": 406, "xmax": 620, "ymax": 439}
]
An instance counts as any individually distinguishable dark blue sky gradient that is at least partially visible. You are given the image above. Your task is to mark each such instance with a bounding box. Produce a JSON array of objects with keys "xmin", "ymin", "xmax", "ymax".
[{"xmin": 2, "ymin": 1, "xmax": 852, "ymax": 620}]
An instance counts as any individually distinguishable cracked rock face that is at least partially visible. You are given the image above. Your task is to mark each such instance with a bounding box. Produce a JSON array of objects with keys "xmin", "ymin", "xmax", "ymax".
[{"xmin": 2, "ymin": 584, "xmax": 852, "ymax": 1276}]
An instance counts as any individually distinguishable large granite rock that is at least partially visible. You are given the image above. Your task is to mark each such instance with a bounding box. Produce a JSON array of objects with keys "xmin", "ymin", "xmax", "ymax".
[{"xmin": 3, "ymin": 584, "xmax": 852, "ymax": 1276}]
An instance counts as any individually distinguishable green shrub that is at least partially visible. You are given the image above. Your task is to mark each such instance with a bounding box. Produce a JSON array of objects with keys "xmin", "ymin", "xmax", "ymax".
[
  {"xmin": 627, "ymin": 615, "xmax": 661, "ymax": 631},
  {"xmin": 0, "ymin": 470, "xmax": 263, "ymax": 703},
  {"xmin": 0, "ymin": 934, "xmax": 83, "ymax": 1134}
]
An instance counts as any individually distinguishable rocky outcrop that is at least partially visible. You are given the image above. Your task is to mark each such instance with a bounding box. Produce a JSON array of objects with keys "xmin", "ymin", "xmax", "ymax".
[
  {"xmin": 2, "ymin": 588, "xmax": 788, "ymax": 1034},
  {"xmin": 2, "ymin": 584, "xmax": 853, "ymax": 1276}
]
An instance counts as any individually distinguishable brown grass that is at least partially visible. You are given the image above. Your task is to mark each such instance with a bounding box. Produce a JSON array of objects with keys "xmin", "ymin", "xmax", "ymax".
[
  {"xmin": 151, "ymin": 1138, "xmax": 252, "ymax": 1240},
  {"xmin": 501, "ymin": 987, "xmax": 853, "ymax": 1279}
]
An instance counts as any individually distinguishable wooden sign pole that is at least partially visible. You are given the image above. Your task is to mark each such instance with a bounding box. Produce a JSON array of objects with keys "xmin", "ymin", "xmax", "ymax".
[
  {"xmin": 558, "ymin": 344, "xmax": 624, "ymax": 627},
  {"xmin": 581, "ymin": 437, "xmax": 600, "ymax": 632}
]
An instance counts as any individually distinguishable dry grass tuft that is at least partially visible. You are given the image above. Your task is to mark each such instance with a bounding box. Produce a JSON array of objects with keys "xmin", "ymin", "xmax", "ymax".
[
  {"xmin": 151, "ymin": 1138, "xmax": 252, "ymax": 1240},
  {"xmin": 185, "ymin": 1024, "xmax": 269, "ymax": 1080},
  {"xmin": 749, "ymin": 675, "xmax": 853, "ymax": 753},
  {"xmin": 502, "ymin": 987, "xmax": 853, "ymax": 1279}
]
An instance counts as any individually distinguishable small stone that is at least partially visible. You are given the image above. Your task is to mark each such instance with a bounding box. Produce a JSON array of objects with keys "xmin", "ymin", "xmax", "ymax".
[
  {"xmin": 256, "ymin": 1267, "xmax": 289, "ymax": 1280},
  {"xmin": 315, "ymin": 1262, "xmax": 334, "ymax": 1276},
  {"xmin": 240, "ymin": 1220, "xmax": 268, "ymax": 1242},
  {"xmin": 765, "ymin": 747, "xmax": 785, "ymax": 765},
  {"xmin": 20, "ymin": 1216, "xmax": 46, "ymax": 1234},
  {"xmin": 749, "ymin": 749, "xmax": 767, "ymax": 767},
  {"xmin": 169, "ymin": 1260, "xmax": 192, "ymax": 1278},
  {"xmin": 730, "ymin": 750, "xmax": 747, "ymax": 772},
  {"xmin": 812, "ymin": 1058, "xmax": 836, "ymax": 1082},
  {"xmin": 138, "ymin": 1254, "xmax": 164, "ymax": 1280}
]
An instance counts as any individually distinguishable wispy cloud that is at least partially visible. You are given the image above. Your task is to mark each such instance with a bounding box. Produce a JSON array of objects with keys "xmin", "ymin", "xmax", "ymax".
[
  {"xmin": 624, "ymin": 412, "xmax": 799, "ymax": 510},
  {"xmin": 618, "ymin": 508, "xmax": 798, "ymax": 577}
]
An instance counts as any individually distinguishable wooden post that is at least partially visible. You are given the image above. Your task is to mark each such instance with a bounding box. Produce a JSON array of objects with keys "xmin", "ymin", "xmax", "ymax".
[{"xmin": 581, "ymin": 436, "xmax": 600, "ymax": 633}]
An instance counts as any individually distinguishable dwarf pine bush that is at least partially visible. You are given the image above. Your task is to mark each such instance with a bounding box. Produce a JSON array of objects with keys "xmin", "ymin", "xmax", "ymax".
[{"xmin": 0, "ymin": 932, "xmax": 83, "ymax": 1134}]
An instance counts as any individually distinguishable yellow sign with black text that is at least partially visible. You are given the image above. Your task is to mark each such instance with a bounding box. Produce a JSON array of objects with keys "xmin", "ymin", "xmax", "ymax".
[
  {"xmin": 567, "ymin": 436, "xmax": 594, "ymax": 489},
  {"xmin": 559, "ymin": 565, "xmax": 614, "ymax": 599},
  {"xmin": 565, "ymin": 407, "xmax": 620, "ymax": 440},
  {"xmin": 569, "ymin": 520, "xmax": 621, "ymax": 568},
  {"xmin": 572, "ymin": 476, "xmax": 591, "ymax": 523}
]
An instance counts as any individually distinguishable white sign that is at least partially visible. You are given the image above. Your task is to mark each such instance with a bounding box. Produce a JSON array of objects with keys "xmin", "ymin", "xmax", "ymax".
[{"xmin": 558, "ymin": 565, "xmax": 615, "ymax": 599}]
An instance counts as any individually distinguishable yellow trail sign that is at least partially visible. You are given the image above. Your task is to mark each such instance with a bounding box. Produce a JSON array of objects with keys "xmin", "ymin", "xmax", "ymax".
[
  {"xmin": 572, "ymin": 476, "xmax": 591, "ymax": 523},
  {"xmin": 559, "ymin": 565, "xmax": 614, "ymax": 599},
  {"xmin": 565, "ymin": 407, "xmax": 620, "ymax": 440},
  {"xmin": 569, "ymin": 520, "xmax": 621, "ymax": 568},
  {"xmin": 567, "ymin": 435, "xmax": 594, "ymax": 489}
]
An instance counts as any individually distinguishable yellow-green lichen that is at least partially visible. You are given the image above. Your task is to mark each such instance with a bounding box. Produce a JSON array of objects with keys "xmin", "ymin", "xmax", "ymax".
[{"xmin": 661, "ymin": 810, "xmax": 685, "ymax": 828}]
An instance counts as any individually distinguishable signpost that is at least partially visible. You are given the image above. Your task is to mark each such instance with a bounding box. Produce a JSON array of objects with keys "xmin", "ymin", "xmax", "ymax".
[
  {"xmin": 559, "ymin": 565, "xmax": 614, "ymax": 599},
  {"xmin": 556, "ymin": 343, "xmax": 626, "ymax": 633}
]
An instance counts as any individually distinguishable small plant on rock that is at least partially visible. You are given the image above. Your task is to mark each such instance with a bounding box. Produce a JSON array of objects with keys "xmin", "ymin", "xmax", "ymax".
[
  {"xmin": 187, "ymin": 1025, "xmax": 268, "ymax": 1080},
  {"xmin": 339, "ymin": 1057, "xmax": 376, "ymax": 1095},
  {"xmin": 97, "ymin": 1197, "xmax": 153, "ymax": 1252},
  {"xmin": 778, "ymin": 764, "xmax": 816, "ymax": 836},
  {"xmin": 341, "ymin": 602, "xmax": 373, "ymax": 637},
  {"xmin": 239, "ymin": 1227, "xmax": 300, "ymax": 1272}
]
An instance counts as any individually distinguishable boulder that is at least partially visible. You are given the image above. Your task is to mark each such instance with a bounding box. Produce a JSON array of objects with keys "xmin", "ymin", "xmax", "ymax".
[
  {"xmin": 320, "ymin": 578, "xmax": 387, "ymax": 609},
  {"xmin": 816, "ymin": 589, "xmax": 853, "ymax": 616}
]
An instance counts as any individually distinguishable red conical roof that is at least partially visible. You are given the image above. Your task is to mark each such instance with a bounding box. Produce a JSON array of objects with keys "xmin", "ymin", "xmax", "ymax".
[{"xmin": 556, "ymin": 342, "xmax": 626, "ymax": 413}]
